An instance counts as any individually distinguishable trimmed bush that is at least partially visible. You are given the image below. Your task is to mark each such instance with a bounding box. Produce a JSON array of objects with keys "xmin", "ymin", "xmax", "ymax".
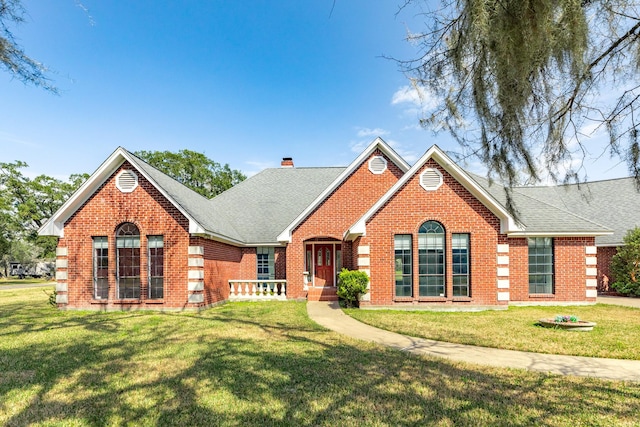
[
  {"xmin": 611, "ymin": 227, "xmax": 640, "ymax": 296},
  {"xmin": 337, "ymin": 268, "xmax": 369, "ymax": 308}
]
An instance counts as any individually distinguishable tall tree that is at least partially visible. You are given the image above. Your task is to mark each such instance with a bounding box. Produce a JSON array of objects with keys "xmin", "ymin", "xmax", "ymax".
[
  {"xmin": 134, "ymin": 149, "xmax": 246, "ymax": 199},
  {"xmin": 0, "ymin": 0, "xmax": 56, "ymax": 91},
  {"xmin": 401, "ymin": 0, "xmax": 640, "ymax": 192},
  {"xmin": 0, "ymin": 161, "xmax": 88, "ymax": 258}
]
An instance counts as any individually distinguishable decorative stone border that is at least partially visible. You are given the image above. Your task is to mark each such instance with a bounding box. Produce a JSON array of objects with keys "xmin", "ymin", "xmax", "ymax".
[{"xmin": 538, "ymin": 319, "xmax": 596, "ymax": 331}]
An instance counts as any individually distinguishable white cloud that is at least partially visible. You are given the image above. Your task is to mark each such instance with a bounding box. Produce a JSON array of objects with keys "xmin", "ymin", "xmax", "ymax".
[
  {"xmin": 391, "ymin": 84, "xmax": 439, "ymax": 111},
  {"xmin": 356, "ymin": 127, "xmax": 389, "ymax": 138},
  {"xmin": 349, "ymin": 139, "xmax": 370, "ymax": 154},
  {"xmin": 386, "ymin": 138, "xmax": 420, "ymax": 164}
]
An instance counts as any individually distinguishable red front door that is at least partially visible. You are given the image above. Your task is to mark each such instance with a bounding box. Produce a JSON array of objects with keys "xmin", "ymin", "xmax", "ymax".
[{"xmin": 314, "ymin": 245, "xmax": 334, "ymax": 286}]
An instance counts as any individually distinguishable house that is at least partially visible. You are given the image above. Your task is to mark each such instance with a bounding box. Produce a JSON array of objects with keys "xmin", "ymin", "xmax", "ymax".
[{"xmin": 39, "ymin": 137, "xmax": 636, "ymax": 310}]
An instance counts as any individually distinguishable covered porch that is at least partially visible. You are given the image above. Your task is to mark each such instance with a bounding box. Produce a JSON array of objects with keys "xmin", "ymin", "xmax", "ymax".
[{"xmin": 303, "ymin": 238, "xmax": 343, "ymax": 301}]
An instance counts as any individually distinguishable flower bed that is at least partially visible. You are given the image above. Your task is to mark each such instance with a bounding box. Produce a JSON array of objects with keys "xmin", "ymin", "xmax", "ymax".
[{"xmin": 538, "ymin": 315, "xmax": 596, "ymax": 331}]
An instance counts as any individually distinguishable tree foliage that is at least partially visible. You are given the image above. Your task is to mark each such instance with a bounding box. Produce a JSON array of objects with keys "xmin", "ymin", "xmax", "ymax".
[
  {"xmin": 611, "ymin": 227, "xmax": 640, "ymax": 296},
  {"xmin": 402, "ymin": 0, "xmax": 640, "ymax": 191},
  {"xmin": 134, "ymin": 149, "xmax": 246, "ymax": 199},
  {"xmin": 0, "ymin": 0, "xmax": 56, "ymax": 91},
  {"xmin": 0, "ymin": 161, "xmax": 87, "ymax": 261}
]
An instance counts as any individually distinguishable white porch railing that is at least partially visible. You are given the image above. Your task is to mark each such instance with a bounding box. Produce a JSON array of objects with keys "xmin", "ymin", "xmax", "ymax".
[{"xmin": 228, "ymin": 280, "xmax": 287, "ymax": 301}]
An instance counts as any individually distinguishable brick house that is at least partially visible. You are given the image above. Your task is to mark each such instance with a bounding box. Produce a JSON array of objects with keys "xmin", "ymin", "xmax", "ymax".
[{"xmin": 40, "ymin": 137, "xmax": 633, "ymax": 310}]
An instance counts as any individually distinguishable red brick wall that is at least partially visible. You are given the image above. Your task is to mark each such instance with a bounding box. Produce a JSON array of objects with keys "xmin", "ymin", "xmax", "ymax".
[
  {"xmin": 191, "ymin": 236, "xmax": 242, "ymax": 305},
  {"xmin": 235, "ymin": 247, "xmax": 287, "ymax": 280},
  {"xmin": 509, "ymin": 237, "xmax": 595, "ymax": 302},
  {"xmin": 286, "ymin": 150, "xmax": 404, "ymax": 298},
  {"xmin": 58, "ymin": 162, "xmax": 194, "ymax": 310},
  {"xmin": 361, "ymin": 160, "xmax": 503, "ymax": 306},
  {"xmin": 597, "ymin": 246, "xmax": 618, "ymax": 291}
]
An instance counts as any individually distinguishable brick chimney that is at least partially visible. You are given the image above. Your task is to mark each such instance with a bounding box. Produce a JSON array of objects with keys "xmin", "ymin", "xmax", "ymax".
[{"xmin": 281, "ymin": 157, "xmax": 294, "ymax": 168}]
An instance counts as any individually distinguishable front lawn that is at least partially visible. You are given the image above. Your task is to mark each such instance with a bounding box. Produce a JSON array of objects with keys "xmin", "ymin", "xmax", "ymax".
[
  {"xmin": 1, "ymin": 288, "xmax": 639, "ymax": 426},
  {"xmin": 0, "ymin": 278, "xmax": 53, "ymax": 286},
  {"xmin": 345, "ymin": 304, "xmax": 640, "ymax": 360}
]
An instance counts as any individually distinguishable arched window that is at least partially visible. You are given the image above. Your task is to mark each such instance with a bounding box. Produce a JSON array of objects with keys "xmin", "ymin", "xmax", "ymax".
[
  {"xmin": 116, "ymin": 223, "xmax": 140, "ymax": 299},
  {"xmin": 418, "ymin": 221, "xmax": 445, "ymax": 296}
]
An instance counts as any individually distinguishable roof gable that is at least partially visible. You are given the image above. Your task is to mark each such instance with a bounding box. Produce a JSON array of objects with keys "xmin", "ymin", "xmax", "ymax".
[
  {"xmin": 276, "ymin": 137, "xmax": 410, "ymax": 243},
  {"xmin": 204, "ymin": 166, "xmax": 346, "ymax": 244},
  {"xmin": 346, "ymin": 145, "xmax": 523, "ymax": 240},
  {"xmin": 38, "ymin": 147, "xmax": 208, "ymax": 237}
]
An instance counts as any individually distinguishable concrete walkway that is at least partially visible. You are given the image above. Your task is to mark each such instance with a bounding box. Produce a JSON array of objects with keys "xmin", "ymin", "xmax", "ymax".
[
  {"xmin": 307, "ymin": 301, "xmax": 640, "ymax": 382},
  {"xmin": 597, "ymin": 295, "xmax": 640, "ymax": 308}
]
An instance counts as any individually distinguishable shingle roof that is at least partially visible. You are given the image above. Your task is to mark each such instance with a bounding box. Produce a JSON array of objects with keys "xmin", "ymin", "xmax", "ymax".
[
  {"xmin": 464, "ymin": 175, "xmax": 620, "ymax": 244},
  {"xmin": 41, "ymin": 145, "xmax": 630, "ymax": 245},
  {"xmin": 511, "ymin": 178, "xmax": 640, "ymax": 245},
  {"xmin": 205, "ymin": 167, "xmax": 346, "ymax": 243},
  {"xmin": 126, "ymin": 149, "xmax": 346, "ymax": 244},
  {"xmin": 130, "ymin": 148, "xmax": 618, "ymax": 244}
]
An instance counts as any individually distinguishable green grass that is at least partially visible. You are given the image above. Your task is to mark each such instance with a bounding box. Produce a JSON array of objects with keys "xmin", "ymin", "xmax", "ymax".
[
  {"xmin": 345, "ymin": 304, "xmax": 640, "ymax": 360},
  {"xmin": 1, "ymin": 288, "xmax": 639, "ymax": 426},
  {"xmin": 0, "ymin": 278, "xmax": 54, "ymax": 286}
]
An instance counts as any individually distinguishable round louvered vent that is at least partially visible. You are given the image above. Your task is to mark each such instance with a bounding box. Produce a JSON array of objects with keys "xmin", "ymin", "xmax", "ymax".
[
  {"xmin": 420, "ymin": 168, "xmax": 443, "ymax": 191},
  {"xmin": 368, "ymin": 156, "xmax": 388, "ymax": 174},
  {"xmin": 116, "ymin": 170, "xmax": 138, "ymax": 193}
]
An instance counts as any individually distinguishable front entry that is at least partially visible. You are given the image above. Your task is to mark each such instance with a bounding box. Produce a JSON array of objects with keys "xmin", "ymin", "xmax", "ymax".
[{"xmin": 314, "ymin": 244, "xmax": 334, "ymax": 286}]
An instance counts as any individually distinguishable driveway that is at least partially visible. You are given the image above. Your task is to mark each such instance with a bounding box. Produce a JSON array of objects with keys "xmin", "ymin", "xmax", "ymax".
[{"xmin": 597, "ymin": 295, "xmax": 640, "ymax": 308}]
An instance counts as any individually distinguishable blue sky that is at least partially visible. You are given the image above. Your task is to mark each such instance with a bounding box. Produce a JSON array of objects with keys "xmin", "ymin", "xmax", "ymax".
[{"xmin": 0, "ymin": 1, "xmax": 628, "ymax": 181}]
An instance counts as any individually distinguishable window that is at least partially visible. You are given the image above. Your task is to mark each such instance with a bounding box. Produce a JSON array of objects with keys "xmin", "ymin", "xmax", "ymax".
[
  {"xmin": 148, "ymin": 236, "xmax": 164, "ymax": 299},
  {"xmin": 452, "ymin": 234, "xmax": 470, "ymax": 297},
  {"xmin": 93, "ymin": 237, "xmax": 108, "ymax": 299},
  {"xmin": 305, "ymin": 246, "xmax": 312, "ymax": 272},
  {"xmin": 394, "ymin": 235, "xmax": 412, "ymax": 297},
  {"xmin": 257, "ymin": 247, "xmax": 275, "ymax": 280},
  {"xmin": 116, "ymin": 223, "xmax": 140, "ymax": 299},
  {"xmin": 529, "ymin": 237, "xmax": 554, "ymax": 294},
  {"xmin": 418, "ymin": 221, "xmax": 445, "ymax": 296}
]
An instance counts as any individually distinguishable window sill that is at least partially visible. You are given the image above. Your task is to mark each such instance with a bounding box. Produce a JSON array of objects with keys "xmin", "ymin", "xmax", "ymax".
[
  {"xmin": 417, "ymin": 297, "xmax": 447, "ymax": 302},
  {"xmin": 528, "ymin": 293, "xmax": 555, "ymax": 298},
  {"xmin": 393, "ymin": 297, "xmax": 414, "ymax": 303},
  {"xmin": 112, "ymin": 299, "xmax": 142, "ymax": 304},
  {"xmin": 144, "ymin": 299, "xmax": 164, "ymax": 304},
  {"xmin": 91, "ymin": 300, "xmax": 109, "ymax": 304},
  {"xmin": 452, "ymin": 297, "xmax": 472, "ymax": 302}
]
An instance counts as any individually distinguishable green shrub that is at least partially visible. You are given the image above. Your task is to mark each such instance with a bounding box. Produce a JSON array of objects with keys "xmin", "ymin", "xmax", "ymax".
[
  {"xmin": 611, "ymin": 227, "xmax": 640, "ymax": 296},
  {"xmin": 44, "ymin": 288, "xmax": 57, "ymax": 307},
  {"xmin": 337, "ymin": 268, "xmax": 369, "ymax": 308}
]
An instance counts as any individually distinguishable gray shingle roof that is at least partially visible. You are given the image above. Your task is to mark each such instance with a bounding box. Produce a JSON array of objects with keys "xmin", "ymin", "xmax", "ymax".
[
  {"xmin": 128, "ymin": 149, "xmax": 345, "ymax": 243},
  {"xmin": 204, "ymin": 167, "xmax": 346, "ymax": 243},
  {"xmin": 127, "ymin": 148, "xmax": 632, "ymax": 246},
  {"xmin": 512, "ymin": 178, "xmax": 640, "ymax": 245},
  {"xmin": 468, "ymin": 173, "xmax": 613, "ymax": 236}
]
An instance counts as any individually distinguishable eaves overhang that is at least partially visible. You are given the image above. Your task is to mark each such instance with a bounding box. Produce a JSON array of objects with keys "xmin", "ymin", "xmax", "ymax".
[
  {"xmin": 344, "ymin": 144, "xmax": 524, "ymax": 241},
  {"xmin": 38, "ymin": 147, "xmax": 207, "ymax": 237},
  {"xmin": 276, "ymin": 137, "xmax": 410, "ymax": 243}
]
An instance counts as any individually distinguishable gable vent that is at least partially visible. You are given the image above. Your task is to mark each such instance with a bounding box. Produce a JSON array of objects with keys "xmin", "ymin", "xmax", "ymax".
[
  {"xmin": 368, "ymin": 156, "xmax": 388, "ymax": 175},
  {"xmin": 420, "ymin": 168, "xmax": 443, "ymax": 191},
  {"xmin": 116, "ymin": 170, "xmax": 138, "ymax": 193}
]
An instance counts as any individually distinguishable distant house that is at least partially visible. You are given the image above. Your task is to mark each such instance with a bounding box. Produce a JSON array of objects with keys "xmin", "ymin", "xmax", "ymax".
[{"xmin": 39, "ymin": 138, "xmax": 636, "ymax": 310}]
